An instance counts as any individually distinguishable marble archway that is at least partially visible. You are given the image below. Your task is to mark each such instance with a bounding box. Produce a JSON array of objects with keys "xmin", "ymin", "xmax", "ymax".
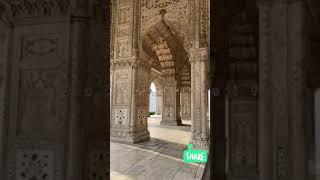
[{"xmin": 110, "ymin": 0, "xmax": 210, "ymax": 149}]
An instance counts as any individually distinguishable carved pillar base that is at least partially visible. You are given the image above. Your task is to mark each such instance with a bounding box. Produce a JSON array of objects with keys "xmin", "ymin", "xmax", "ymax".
[
  {"xmin": 192, "ymin": 137, "xmax": 209, "ymax": 150},
  {"xmin": 160, "ymin": 119, "xmax": 182, "ymax": 126},
  {"xmin": 110, "ymin": 129, "xmax": 150, "ymax": 143}
]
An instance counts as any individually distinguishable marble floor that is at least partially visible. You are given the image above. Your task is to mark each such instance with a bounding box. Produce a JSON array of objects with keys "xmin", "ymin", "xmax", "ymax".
[{"xmin": 110, "ymin": 117, "xmax": 205, "ymax": 180}]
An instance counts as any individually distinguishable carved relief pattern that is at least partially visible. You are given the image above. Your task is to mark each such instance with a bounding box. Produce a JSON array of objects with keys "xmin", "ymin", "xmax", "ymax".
[
  {"xmin": 141, "ymin": 0, "xmax": 188, "ymax": 47},
  {"xmin": 18, "ymin": 70, "xmax": 67, "ymax": 137},
  {"xmin": 117, "ymin": 38, "xmax": 131, "ymax": 57},
  {"xmin": 15, "ymin": 150, "xmax": 54, "ymax": 180},
  {"xmin": 199, "ymin": 0, "xmax": 208, "ymax": 47},
  {"xmin": 230, "ymin": 100, "xmax": 257, "ymax": 176},
  {"xmin": 141, "ymin": 0, "xmax": 183, "ymax": 10},
  {"xmin": 8, "ymin": 0, "xmax": 70, "ymax": 18},
  {"xmin": 87, "ymin": 150, "xmax": 107, "ymax": 180},
  {"xmin": 118, "ymin": 6, "xmax": 131, "ymax": 24},
  {"xmin": 140, "ymin": 1, "xmax": 188, "ymax": 48},
  {"xmin": 181, "ymin": 92, "xmax": 191, "ymax": 116},
  {"xmin": 188, "ymin": 0, "xmax": 195, "ymax": 48},
  {"xmin": 115, "ymin": 83, "xmax": 130, "ymax": 105},
  {"xmin": 277, "ymin": 146, "xmax": 288, "ymax": 178},
  {"xmin": 117, "ymin": 25, "xmax": 130, "ymax": 37},
  {"xmin": 114, "ymin": 109, "xmax": 127, "ymax": 126},
  {"xmin": 137, "ymin": 107, "xmax": 147, "ymax": 129},
  {"xmin": 115, "ymin": 4, "xmax": 133, "ymax": 58},
  {"xmin": 22, "ymin": 37, "xmax": 59, "ymax": 58},
  {"xmin": 110, "ymin": 0, "xmax": 117, "ymax": 58},
  {"xmin": 7, "ymin": 142, "xmax": 64, "ymax": 180}
]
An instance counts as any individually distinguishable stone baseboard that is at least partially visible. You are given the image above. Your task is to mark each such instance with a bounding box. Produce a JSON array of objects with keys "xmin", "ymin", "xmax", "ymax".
[{"xmin": 110, "ymin": 129, "xmax": 150, "ymax": 143}]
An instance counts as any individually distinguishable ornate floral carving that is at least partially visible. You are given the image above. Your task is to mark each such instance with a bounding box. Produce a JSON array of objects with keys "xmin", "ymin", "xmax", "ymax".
[
  {"xmin": 115, "ymin": 83, "xmax": 130, "ymax": 105},
  {"xmin": 199, "ymin": 0, "xmax": 208, "ymax": 48},
  {"xmin": 16, "ymin": 150, "xmax": 54, "ymax": 180},
  {"xmin": 117, "ymin": 25, "xmax": 130, "ymax": 37},
  {"xmin": 111, "ymin": 58, "xmax": 136, "ymax": 68},
  {"xmin": 189, "ymin": 48, "xmax": 208, "ymax": 63},
  {"xmin": 118, "ymin": 6, "xmax": 131, "ymax": 24},
  {"xmin": 141, "ymin": 0, "xmax": 182, "ymax": 10},
  {"xmin": 114, "ymin": 109, "xmax": 127, "ymax": 126},
  {"xmin": 137, "ymin": 107, "xmax": 147, "ymax": 128},
  {"xmin": 117, "ymin": 38, "xmax": 131, "ymax": 57},
  {"xmin": 87, "ymin": 150, "xmax": 107, "ymax": 180},
  {"xmin": 7, "ymin": 141, "xmax": 64, "ymax": 180}
]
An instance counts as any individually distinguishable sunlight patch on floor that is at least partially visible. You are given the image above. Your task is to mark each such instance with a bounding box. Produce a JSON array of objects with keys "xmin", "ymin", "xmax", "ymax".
[{"xmin": 148, "ymin": 117, "xmax": 191, "ymax": 145}]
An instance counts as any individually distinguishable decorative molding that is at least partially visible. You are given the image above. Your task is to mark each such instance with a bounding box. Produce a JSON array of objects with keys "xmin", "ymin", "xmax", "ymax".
[
  {"xmin": 7, "ymin": 0, "xmax": 70, "ymax": 18},
  {"xmin": 23, "ymin": 37, "xmax": 58, "ymax": 57},
  {"xmin": 111, "ymin": 58, "xmax": 137, "ymax": 68},
  {"xmin": 141, "ymin": 0, "xmax": 182, "ymax": 10},
  {"xmin": 189, "ymin": 48, "xmax": 208, "ymax": 63}
]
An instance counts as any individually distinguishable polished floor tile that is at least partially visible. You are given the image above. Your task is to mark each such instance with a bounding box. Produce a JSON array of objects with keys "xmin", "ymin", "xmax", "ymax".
[{"xmin": 110, "ymin": 118, "xmax": 205, "ymax": 180}]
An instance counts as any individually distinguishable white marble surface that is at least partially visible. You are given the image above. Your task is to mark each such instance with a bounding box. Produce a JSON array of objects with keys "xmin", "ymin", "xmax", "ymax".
[{"xmin": 110, "ymin": 118, "xmax": 205, "ymax": 180}]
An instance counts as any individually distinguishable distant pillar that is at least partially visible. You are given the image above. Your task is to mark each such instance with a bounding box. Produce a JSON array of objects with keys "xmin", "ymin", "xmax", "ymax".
[
  {"xmin": 156, "ymin": 85, "xmax": 163, "ymax": 116},
  {"xmin": 160, "ymin": 76, "xmax": 182, "ymax": 125}
]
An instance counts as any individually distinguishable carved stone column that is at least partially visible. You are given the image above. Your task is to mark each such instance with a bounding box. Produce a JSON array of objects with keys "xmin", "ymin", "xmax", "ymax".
[
  {"xmin": 180, "ymin": 87, "xmax": 191, "ymax": 120},
  {"xmin": 110, "ymin": 0, "xmax": 150, "ymax": 143},
  {"xmin": 160, "ymin": 76, "xmax": 182, "ymax": 125},
  {"xmin": 258, "ymin": 1, "xmax": 308, "ymax": 179},
  {"xmin": 156, "ymin": 85, "xmax": 163, "ymax": 116},
  {"xmin": 287, "ymin": 1, "xmax": 308, "ymax": 179},
  {"xmin": 258, "ymin": 1, "xmax": 274, "ymax": 180},
  {"xmin": 190, "ymin": 48, "xmax": 209, "ymax": 149}
]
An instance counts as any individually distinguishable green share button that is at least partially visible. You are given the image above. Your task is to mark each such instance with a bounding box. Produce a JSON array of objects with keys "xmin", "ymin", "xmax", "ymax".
[{"xmin": 183, "ymin": 144, "xmax": 208, "ymax": 163}]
